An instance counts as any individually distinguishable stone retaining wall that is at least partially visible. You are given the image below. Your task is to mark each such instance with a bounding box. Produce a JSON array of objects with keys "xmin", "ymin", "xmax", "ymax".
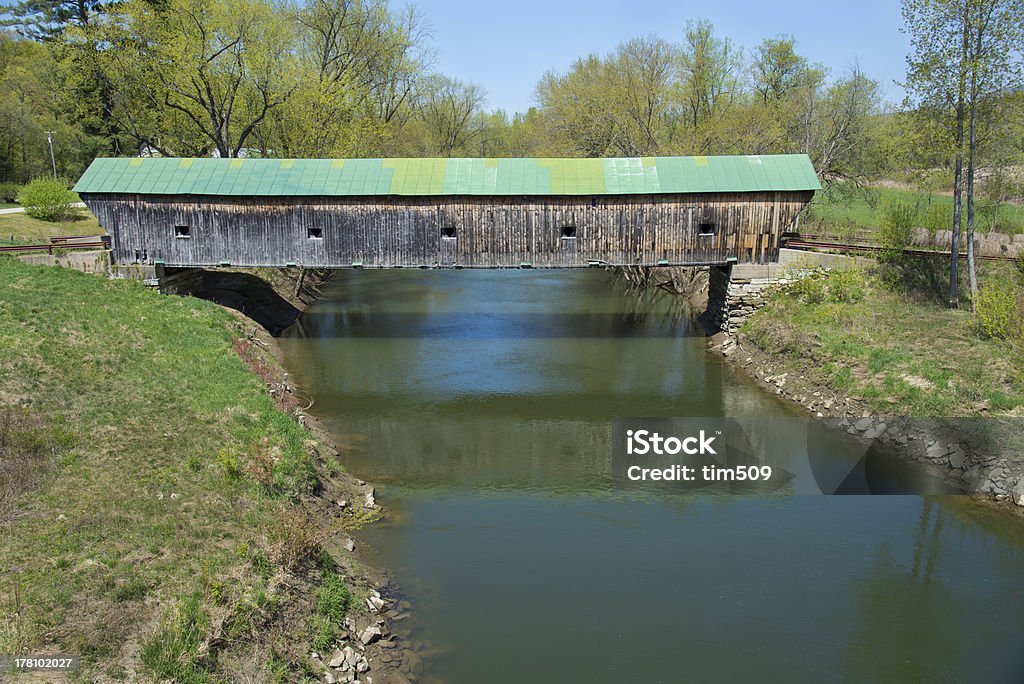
[
  {"xmin": 702, "ymin": 264, "xmax": 780, "ymax": 335},
  {"xmin": 702, "ymin": 251, "xmax": 867, "ymax": 335},
  {"xmin": 831, "ymin": 415, "xmax": 1024, "ymax": 502}
]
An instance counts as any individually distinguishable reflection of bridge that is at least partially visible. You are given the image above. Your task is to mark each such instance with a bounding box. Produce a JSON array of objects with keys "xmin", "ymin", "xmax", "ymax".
[{"xmin": 75, "ymin": 155, "xmax": 819, "ymax": 269}]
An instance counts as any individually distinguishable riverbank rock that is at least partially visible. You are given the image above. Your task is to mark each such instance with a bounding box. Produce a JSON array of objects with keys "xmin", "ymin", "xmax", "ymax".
[
  {"xmin": 1012, "ymin": 480, "xmax": 1024, "ymax": 506},
  {"xmin": 366, "ymin": 590, "xmax": 386, "ymax": 613},
  {"xmin": 713, "ymin": 335, "xmax": 1024, "ymax": 507},
  {"xmin": 359, "ymin": 625, "xmax": 384, "ymax": 645}
]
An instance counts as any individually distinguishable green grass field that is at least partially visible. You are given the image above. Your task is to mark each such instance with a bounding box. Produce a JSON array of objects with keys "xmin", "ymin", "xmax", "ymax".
[
  {"xmin": 744, "ymin": 261, "xmax": 1024, "ymax": 417},
  {"xmin": 805, "ymin": 186, "xmax": 1024, "ymax": 237},
  {"xmin": 0, "ymin": 258, "xmax": 363, "ymax": 681},
  {"xmin": 0, "ymin": 208, "xmax": 103, "ymax": 246}
]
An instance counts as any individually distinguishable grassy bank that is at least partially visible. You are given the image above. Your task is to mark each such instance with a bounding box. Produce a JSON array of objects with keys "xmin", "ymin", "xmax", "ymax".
[
  {"xmin": 742, "ymin": 260, "xmax": 1024, "ymax": 417},
  {"xmin": 0, "ymin": 209, "xmax": 103, "ymax": 246},
  {"xmin": 805, "ymin": 185, "xmax": 1024, "ymax": 236},
  {"xmin": 0, "ymin": 258, "xmax": 368, "ymax": 681}
]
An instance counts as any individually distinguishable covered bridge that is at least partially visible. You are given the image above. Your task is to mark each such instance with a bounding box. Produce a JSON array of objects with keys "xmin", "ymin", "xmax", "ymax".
[{"xmin": 74, "ymin": 155, "xmax": 820, "ymax": 269}]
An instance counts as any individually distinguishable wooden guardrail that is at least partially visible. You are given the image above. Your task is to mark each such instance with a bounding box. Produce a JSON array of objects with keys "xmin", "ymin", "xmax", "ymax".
[
  {"xmin": 782, "ymin": 234, "xmax": 1019, "ymax": 263},
  {"xmin": 0, "ymin": 235, "xmax": 110, "ymax": 254},
  {"xmin": 49, "ymin": 234, "xmax": 108, "ymax": 244}
]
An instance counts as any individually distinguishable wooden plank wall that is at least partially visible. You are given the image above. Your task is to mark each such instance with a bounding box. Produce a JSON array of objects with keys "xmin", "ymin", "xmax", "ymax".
[{"xmin": 82, "ymin": 191, "xmax": 814, "ymax": 268}]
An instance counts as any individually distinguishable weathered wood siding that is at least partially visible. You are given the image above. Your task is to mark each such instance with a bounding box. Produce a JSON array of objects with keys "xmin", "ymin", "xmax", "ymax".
[{"xmin": 82, "ymin": 192, "xmax": 813, "ymax": 268}]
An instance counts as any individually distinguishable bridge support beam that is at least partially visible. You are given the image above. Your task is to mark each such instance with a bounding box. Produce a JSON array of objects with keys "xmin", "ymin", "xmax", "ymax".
[
  {"xmin": 152, "ymin": 266, "xmax": 204, "ymax": 295},
  {"xmin": 107, "ymin": 263, "xmax": 203, "ymax": 294}
]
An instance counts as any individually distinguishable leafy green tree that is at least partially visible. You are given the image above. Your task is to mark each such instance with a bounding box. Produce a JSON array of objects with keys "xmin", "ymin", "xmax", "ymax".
[
  {"xmin": 1, "ymin": 0, "xmax": 106, "ymax": 41},
  {"xmin": 74, "ymin": 0, "xmax": 300, "ymax": 157},
  {"xmin": 17, "ymin": 175, "xmax": 73, "ymax": 219},
  {"xmin": 610, "ymin": 35, "xmax": 677, "ymax": 155},
  {"xmin": 902, "ymin": 0, "xmax": 1024, "ymax": 308},
  {"xmin": 751, "ymin": 36, "xmax": 811, "ymax": 103},
  {"xmin": 416, "ymin": 74, "xmax": 487, "ymax": 157},
  {"xmin": 807, "ymin": 65, "xmax": 882, "ymax": 183},
  {"xmin": 961, "ymin": 0, "xmax": 1024, "ymax": 301},
  {"xmin": 270, "ymin": 0, "xmax": 428, "ymax": 157},
  {"xmin": 535, "ymin": 55, "xmax": 622, "ymax": 156},
  {"xmin": 676, "ymin": 20, "xmax": 742, "ymax": 153}
]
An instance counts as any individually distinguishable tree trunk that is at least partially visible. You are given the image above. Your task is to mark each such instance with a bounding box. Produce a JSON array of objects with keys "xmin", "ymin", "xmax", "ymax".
[
  {"xmin": 949, "ymin": 12, "xmax": 970, "ymax": 310},
  {"xmin": 950, "ymin": 114, "xmax": 964, "ymax": 309},
  {"xmin": 966, "ymin": 82, "xmax": 978, "ymax": 308}
]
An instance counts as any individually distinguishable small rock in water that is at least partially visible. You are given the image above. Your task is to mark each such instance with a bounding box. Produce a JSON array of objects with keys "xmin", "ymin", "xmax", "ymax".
[
  {"xmin": 853, "ymin": 417, "xmax": 873, "ymax": 432},
  {"xmin": 364, "ymin": 488, "xmax": 376, "ymax": 508}
]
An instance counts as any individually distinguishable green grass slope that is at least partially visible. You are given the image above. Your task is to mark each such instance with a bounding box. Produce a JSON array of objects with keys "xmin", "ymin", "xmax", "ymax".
[{"xmin": 0, "ymin": 257, "xmax": 360, "ymax": 681}]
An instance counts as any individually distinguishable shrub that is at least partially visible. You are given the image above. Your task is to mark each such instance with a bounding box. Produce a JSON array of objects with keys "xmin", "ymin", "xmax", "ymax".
[
  {"xmin": 17, "ymin": 177, "xmax": 75, "ymax": 221},
  {"xmin": 0, "ymin": 182, "xmax": 21, "ymax": 204},
  {"xmin": 877, "ymin": 200, "xmax": 917, "ymax": 259},
  {"xmin": 974, "ymin": 282, "xmax": 1020, "ymax": 340},
  {"xmin": 920, "ymin": 202, "xmax": 952, "ymax": 237},
  {"xmin": 781, "ymin": 267, "xmax": 866, "ymax": 305},
  {"xmin": 267, "ymin": 506, "xmax": 321, "ymax": 570},
  {"xmin": 824, "ymin": 267, "xmax": 866, "ymax": 303}
]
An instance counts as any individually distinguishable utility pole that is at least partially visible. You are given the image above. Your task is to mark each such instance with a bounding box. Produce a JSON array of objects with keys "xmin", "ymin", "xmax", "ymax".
[{"xmin": 46, "ymin": 131, "xmax": 57, "ymax": 180}]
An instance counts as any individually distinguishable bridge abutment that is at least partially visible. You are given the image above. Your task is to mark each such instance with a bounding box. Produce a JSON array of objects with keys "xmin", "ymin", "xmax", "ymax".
[{"xmin": 701, "ymin": 262, "xmax": 783, "ymax": 336}]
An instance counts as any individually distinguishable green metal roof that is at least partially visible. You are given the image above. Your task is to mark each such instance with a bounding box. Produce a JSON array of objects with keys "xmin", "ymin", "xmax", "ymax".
[{"xmin": 74, "ymin": 154, "xmax": 820, "ymax": 197}]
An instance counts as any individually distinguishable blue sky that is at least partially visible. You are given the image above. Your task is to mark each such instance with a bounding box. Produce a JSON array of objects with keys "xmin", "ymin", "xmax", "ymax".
[{"xmin": 411, "ymin": 0, "xmax": 910, "ymax": 114}]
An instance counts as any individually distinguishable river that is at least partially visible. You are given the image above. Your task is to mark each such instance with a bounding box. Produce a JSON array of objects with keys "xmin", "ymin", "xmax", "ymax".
[{"xmin": 278, "ymin": 269, "xmax": 1024, "ymax": 683}]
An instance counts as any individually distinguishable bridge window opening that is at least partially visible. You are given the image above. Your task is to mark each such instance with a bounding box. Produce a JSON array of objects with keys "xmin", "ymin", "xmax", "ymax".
[
  {"xmin": 307, "ymin": 226, "xmax": 323, "ymax": 239},
  {"xmin": 560, "ymin": 226, "xmax": 577, "ymax": 239},
  {"xmin": 698, "ymin": 222, "xmax": 716, "ymax": 236},
  {"xmin": 174, "ymin": 225, "xmax": 190, "ymax": 239},
  {"xmin": 441, "ymin": 226, "xmax": 457, "ymax": 240}
]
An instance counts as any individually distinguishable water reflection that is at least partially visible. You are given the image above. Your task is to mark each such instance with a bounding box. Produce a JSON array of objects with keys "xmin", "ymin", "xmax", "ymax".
[{"xmin": 278, "ymin": 269, "xmax": 1024, "ymax": 683}]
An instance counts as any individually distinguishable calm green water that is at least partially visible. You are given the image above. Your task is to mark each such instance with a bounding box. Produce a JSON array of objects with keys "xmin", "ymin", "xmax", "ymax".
[{"xmin": 278, "ymin": 270, "xmax": 1024, "ymax": 683}]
